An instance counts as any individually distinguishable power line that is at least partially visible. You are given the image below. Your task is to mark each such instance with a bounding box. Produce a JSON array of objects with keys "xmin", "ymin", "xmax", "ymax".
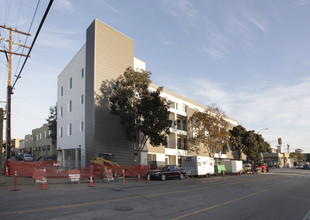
[
  {"xmin": 12, "ymin": 0, "xmax": 54, "ymax": 89},
  {"xmin": 14, "ymin": 0, "xmax": 41, "ymax": 81},
  {"xmin": 4, "ymin": 0, "xmax": 11, "ymax": 25},
  {"xmin": 15, "ymin": 0, "xmax": 23, "ymax": 28}
]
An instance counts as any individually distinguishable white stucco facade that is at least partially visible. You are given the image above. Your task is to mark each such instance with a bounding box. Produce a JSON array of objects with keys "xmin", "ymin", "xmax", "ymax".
[{"xmin": 57, "ymin": 46, "xmax": 86, "ymax": 168}]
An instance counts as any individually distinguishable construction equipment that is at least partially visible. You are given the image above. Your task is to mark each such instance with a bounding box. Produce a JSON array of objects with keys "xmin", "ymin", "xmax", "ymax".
[{"xmin": 91, "ymin": 153, "xmax": 120, "ymax": 167}]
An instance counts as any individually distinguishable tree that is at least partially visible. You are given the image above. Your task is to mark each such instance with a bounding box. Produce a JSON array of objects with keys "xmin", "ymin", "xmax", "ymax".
[
  {"xmin": 109, "ymin": 67, "xmax": 172, "ymax": 165},
  {"xmin": 46, "ymin": 105, "xmax": 57, "ymax": 145},
  {"xmin": 229, "ymin": 125, "xmax": 247, "ymax": 160},
  {"xmin": 304, "ymin": 153, "xmax": 310, "ymax": 163},
  {"xmin": 243, "ymin": 130, "xmax": 271, "ymax": 166},
  {"xmin": 188, "ymin": 104, "xmax": 231, "ymax": 157},
  {"xmin": 290, "ymin": 148, "xmax": 305, "ymax": 163}
]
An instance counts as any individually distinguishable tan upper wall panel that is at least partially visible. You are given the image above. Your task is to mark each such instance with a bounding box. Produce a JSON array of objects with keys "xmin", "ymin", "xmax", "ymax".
[{"xmin": 94, "ymin": 19, "xmax": 134, "ymax": 93}]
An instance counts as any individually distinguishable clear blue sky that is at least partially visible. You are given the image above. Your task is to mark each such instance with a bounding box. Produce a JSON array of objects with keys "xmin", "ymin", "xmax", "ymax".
[{"xmin": 0, "ymin": 0, "xmax": 309, "ymax": 153}]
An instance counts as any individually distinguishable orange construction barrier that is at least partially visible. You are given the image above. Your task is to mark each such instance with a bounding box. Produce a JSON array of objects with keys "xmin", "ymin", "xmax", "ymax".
[{"xmin": 89, "ymin": 170, "xmax": 94, "ymax": 187}]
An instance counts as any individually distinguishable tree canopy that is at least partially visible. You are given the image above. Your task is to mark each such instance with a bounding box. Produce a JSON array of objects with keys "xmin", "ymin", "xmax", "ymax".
[
  {"xmin": 230, "ymin": 125, "xmax": 271, "ymax": 164},
  {"xmin": 188, "ymin": 104, "xmax": 231, "ymax": 157},
  {"xmin": 109, "ymin": 67, "xmax": 172, "ymax": 165},
  {"xmin": 229, "ymin": 125, "xmax": 247, "ymax": 160},
  {"xmin": 290, "ymin": 148, "xmax": 305, "ymax": 164},
  {"xmin": 46, "ymin": 105, "xmax": 57, "ymax": 145}
]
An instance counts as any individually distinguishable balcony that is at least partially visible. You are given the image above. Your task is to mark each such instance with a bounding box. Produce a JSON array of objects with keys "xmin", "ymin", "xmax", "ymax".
[
  {"xmin": 177, "ymin": 141, "xmax": 188, "ymax": 150},
  {"xmin": 167, "ymin": 140, "xmax": 176, "ymax": 149},
  {"xmin": 166, "ymin": 140, "xmax": 188, "ymax": 151},
  {"xmin": 169, "ymin": 103, "xmax": 187, "ymax": 116},
  {"xmin": 169, "ymin": 120, "xmax": 188, "ymax": 135}
]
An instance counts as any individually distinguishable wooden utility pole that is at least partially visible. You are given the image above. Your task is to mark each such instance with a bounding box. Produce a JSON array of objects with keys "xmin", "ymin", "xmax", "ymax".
[
  {"xmin": 0, "ymin": 25, "xmax": 30, "ymax": 159},
  {"xmin": 0, "ymin": 108, "xmax": 3, "ymax": 174}
]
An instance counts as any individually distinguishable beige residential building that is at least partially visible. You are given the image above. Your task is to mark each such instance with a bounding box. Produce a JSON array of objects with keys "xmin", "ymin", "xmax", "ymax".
[
  {"xmin": 24, "ymin": 134, "xmax": 33, "ymax": 153},
  {"xmin": 23, "ymin": 123, "xmax": 56, "ymax": 160},
  {"xmin": 57, "ymin": 19, "xmax": 239, "ymax": 168},
  {"xmin": 11, "ymin": 139, "xmax": 22, "ymax": 152},
  {"xmin": 143, "ymin": 84, "xmax": 239, "ymax": 166}
]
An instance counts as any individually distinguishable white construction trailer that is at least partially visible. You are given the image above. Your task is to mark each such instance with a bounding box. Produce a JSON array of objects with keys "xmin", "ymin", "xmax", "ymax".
[
  {"xmin": 221, "ymin": 160, "xmax": 243, "ymax": 174},
  {"xmin": 181, "ymin": 156, "xmax": 215, "ymax": 177}
]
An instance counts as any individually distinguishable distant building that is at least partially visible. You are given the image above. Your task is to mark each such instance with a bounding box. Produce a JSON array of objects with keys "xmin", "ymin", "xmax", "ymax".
[
  {"xmin": 22, "ymin": 124, "xmax": 56, "ymax": 161},
  {"xmin": 24, "ymin": 134, "xmax": 33, "ymax": 153},
  {"xmin": 57, "ymin": 19, "xmax": 239, "ymax": 169},
  {"xmin": 11, "ymin": 138, "xmax": 22, "ymax": 153},
  {"xmin": 19, "ymin": 139, "xmax": 25, "ymax": 151},
  {"xmin": 31, "ymin": 123, "xmax": 56, "ymax": 161}
]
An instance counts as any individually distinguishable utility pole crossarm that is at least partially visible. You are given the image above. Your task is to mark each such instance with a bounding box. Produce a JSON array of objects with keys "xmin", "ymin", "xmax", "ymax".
[
  {"xmin": 0, "ymin": 50, "xmax": 29, "ymax": 57},
  {"xmin": 0, "ymin": 25, "xmax": 31, "ymax": 36},
  {"xmin": 0, "ymin": 37, "xmax": 31, "ymax": 49}
]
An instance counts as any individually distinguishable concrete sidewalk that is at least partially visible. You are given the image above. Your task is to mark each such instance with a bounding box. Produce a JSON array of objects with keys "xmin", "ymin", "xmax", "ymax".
[{"xmin": 0, "ymin": 174, "xmax": 147, "ymax": 187}]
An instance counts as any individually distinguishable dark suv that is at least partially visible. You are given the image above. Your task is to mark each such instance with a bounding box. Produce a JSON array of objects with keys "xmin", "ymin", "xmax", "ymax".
[{"xmin": 147, "ymin": 165, "xmax": 186, "ymax": 181}]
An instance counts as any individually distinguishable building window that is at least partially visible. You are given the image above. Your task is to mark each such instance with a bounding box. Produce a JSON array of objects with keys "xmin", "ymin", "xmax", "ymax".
[
  {"xmin": 81, "ymin": 68, "xmax": 84, "ymax": 78},
  {"xmin": 68, "ymin": 100, "xmax": 72, "ymax": 112},
  {"xmin": 80, "ymin": 95, "xmax": 84, "ymax": 104},
  {"xmin": 60, "ymin": 106, "xmax": 63, "ymax": 117},
  {"xmin": 68, "ymin": 77, "xmax": 72, "ymax": 90},
  {"xmin": 48, "ymin": 130, "xmax": 51, "ymax": 136},
  {"xmin": 60, "ymin": 86, "xmax": 63, "ymax": 97},
  {"xmin": 68, "ymin": 123, "xmax": 72, "ymax": 136},
  {"xmin": 80, "ymin": 121, "xmax": 84, "ymax": 131},
  {"xmin": 44, "ymin": 131, "xmax": 47, "ymax": 138},
  {"xmin": 147, "ymin": 154, "xmax": 157, "ymax": 166},
  {"xmin": 59, "ymin": 127, "xmax": 63, "ymax": 138}
]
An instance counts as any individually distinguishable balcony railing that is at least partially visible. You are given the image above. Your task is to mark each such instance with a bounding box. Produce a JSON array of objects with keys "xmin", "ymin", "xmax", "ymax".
[
  {"xmin": 171, "ymin": 121, "xmax": 187, "ymax": 132},
  {"xmin": 177, "ymin": 142, "xmax": 188, "ymax": 150},
  {"xmin": 167, "ymin": 140, "xmax": 176, "ymax": 149},
  {"xmin": 166, "ymin": 140, "xmax": 188, "ymax": 150}
]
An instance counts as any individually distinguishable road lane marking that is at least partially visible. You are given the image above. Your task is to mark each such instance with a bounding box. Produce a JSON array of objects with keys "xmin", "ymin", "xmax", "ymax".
[
  {"xmin": 263, "ymin": 172, "xmax": 308, "ymax": 176},
  {"xmin": 0, "ymin": 178, "xmax": 275, "ymax": 216},
  {"xmin": 171, "ymin": 189, "xmax": 268, "ymax": 220},
  {"xmin": 303, "ymin": 210, "xmax": 310, "ymax": 220}
]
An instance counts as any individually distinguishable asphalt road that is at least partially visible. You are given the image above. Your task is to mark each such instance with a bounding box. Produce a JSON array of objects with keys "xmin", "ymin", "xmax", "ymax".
[{"xmin": 0, "ymin": 168, "xmax": 310, "ymax": 220}]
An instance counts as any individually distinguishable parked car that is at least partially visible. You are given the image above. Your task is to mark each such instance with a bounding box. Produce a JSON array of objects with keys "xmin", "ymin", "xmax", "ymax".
[
  {"xmin": 302, "ymin": 164, "xmax": 310, "ymax": 170},
  {"xmin": 147, "ymin": 165, "xmax": 186, "ymax": 181},
  {"xmin": 243, "ymin": 163, "xmax": 252, "ymax": 172},
  {"xmin": 17, "ymin": 153, "xmax": 25, "ymax": 161},
  {"xmin": 256, "ymin": 163, "xmax": 269, "ymax": 172},
  {"xmin": 296, "ymin": 164, "xmax": 304, "ymax": 169},
  {"xmin": 23, "ymin": 154, "xmax": 33, "ymax": 162}
]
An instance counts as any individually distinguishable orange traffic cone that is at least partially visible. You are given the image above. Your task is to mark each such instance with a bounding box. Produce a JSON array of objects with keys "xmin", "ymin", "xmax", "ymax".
[
  {"xmin": 137, "ymin": 173, "xmax": 141, "ymax": 182},
  {"xmin": 122, "ymin": 169, "xmax": 125, "ymax": 185},
  {"xmin": 147, "ymin": 174, "xmax": 150, "ymax": 183},
  {"xmin": 89, "ymin": 171, "xmax": 94, "ymax": 187},
  {"xmin": 41, "ymin": 176, "xmax": 47, "ymax": 190},
  {"xmin": 5, "ymin": 166, "xmax": 9, "ymax": 176},
  {"xmin": 41, "ymin": 169, "xmax": 47, "ymax": 190}
]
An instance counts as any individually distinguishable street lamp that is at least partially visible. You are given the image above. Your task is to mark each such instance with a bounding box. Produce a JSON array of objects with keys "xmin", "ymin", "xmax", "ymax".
[{"xmin": 257, "ymin": 128, "xmax": 268, "ymax": 134}]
